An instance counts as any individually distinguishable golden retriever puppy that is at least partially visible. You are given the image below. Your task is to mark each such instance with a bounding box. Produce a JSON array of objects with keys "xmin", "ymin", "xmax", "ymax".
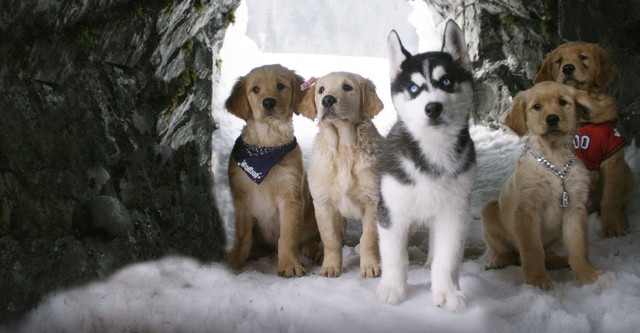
[
  {"xmin": 534, "ymin": 41, "xmax": 633, "ymax": 237},
  {"xmin": 298, "ymin": 72, "xmax": 383, "ymax": 278},
  {"xmin": 224, "ymin": 64, "xmax": 320, "ymax": 277},
  {"xmin": 481, "ymin": 81, "xmax": 602, "ymax": 290}
]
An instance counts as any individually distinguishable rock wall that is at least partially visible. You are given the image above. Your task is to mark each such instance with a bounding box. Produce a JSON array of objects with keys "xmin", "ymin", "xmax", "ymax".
[
  {"xmin": 426, "ymin": 0, "xmax": 640, "ymax": 140},
  {"xmin": 0, "ymin": 0, "xmax": 239, "ymax": 323}
]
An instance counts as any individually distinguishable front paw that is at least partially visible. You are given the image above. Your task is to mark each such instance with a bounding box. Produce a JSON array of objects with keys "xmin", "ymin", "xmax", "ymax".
[
  {"xmin": 601, "ymin": 211, "xmax": 629, "ymax": 238},
  {"xmin": 360, "ymin": 256, "xmax": 381, "ymax": 278},
  {"xmin": 227, "ymin": 248, "xmax": 247, "ymax": 270},
  {"xmin": 377, "ymin": 281, "xmax": 406, "ymax": 304},
  {"xmin": 486, "ymin": 252, "xmax": 519, "ymax": 269},
  {"xmin": 433, "ymin": 288, "xmax": 466, "ymax": 312},
  {"xmin": 278, "ymin": 262, "xmax": 307, "ymax": 277},
  {"xmin": 574, "ymin": 265, "xmax": 603, "ymax": 284},
  {"xmin": 524, "ymin": 274, "xmax": 553, "ymax": 290},
  {"xmin": 320, "ymin": 264, "xmax": 342, "ymax": 277},
  {"xmin": 361, "ymin": 264, "xmax": 381, "ymax": 278}
]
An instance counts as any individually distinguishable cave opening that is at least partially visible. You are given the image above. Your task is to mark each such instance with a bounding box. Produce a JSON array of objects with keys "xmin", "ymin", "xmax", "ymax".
[{"xmin": 211, "ymin": 0, "xmax": 439, "ymax": 247}]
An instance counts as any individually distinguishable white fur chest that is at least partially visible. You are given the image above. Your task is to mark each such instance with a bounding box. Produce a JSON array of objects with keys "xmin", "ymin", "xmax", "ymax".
[{"xmin": 381, "ymin": 155, "xmax": 476, "ymax": 225}]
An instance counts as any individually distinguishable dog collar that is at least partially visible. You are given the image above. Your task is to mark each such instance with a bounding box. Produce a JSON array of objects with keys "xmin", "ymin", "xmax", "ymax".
[
  {"xmin": 523, "ymin": 146, "xmax": 575, "ymax": 208},
  {"xmin": 231, "ymin": 137, "xmax": 298, "ymax": 184}
]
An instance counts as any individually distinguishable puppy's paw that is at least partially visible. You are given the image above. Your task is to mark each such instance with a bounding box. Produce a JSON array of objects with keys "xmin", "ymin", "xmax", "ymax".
[
  {"xmin": 601, "ymin": 211, "xmax": 629, "ymax": 238},
  {"xmin": 575, "ymin": 265, "xmax": 603, "ymax": 284},
  {"xmin": 486, "ymin": 253, "xmax": 519, "ymax": 269},
  {"xmin": 227, "ymin": 249, "xmax": 247, "ymax": 270},
  {"xmin": 433, "ymin": 289, "xmax": 466, "ymax": 312},
  {"xmin": 278, "ymin": 263, "xmax": 307, "ymax": 278},
  {"xmin": 525, "ymin": 274, "xmax": 553, "ymax": 290},
  {"xmin": 376, "ymin": 281, "xmax": 406, "ymax": 305},
  {"xmin": 360, "ymin": 263, "xmax": 381, "ymax": 278},
  {"xmin": 301, "ymin": 240, "xmax": 323, "ymax": 265},
  {"xmin": 360, "ymin": 255, "xmax": 381, "ymax": 278},
  {"xmin": 320, "ymin": 264, "xmax": 342, "ymax": 278}
]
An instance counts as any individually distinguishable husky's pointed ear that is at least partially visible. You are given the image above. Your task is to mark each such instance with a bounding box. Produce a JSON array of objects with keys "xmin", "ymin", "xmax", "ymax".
[
  {"xmin": 225, "ymin": 76, "xmax": 251, "ymax": 121},
  {"xmin": 441, "ymin": 20, "xmax": 472, "ymax": 71},
  {"xmin": 298, "ymin": 83, "xmax": 318, "ymax": 120},
  {"xmin": 388, "ymin": 30, "xmax": 410, "ymax": 80},
  {"xmin": 504, "ymin": 90, "xmax": 528, "ymax": 137}
]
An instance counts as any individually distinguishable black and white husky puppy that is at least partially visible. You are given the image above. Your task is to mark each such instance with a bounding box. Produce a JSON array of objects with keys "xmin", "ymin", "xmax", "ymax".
[{"xmin": 376, "ymin": 20, "xmax": 476, "ymax": 312}]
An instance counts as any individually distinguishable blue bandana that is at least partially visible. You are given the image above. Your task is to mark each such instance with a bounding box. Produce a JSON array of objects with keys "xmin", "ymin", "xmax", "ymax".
[{"xmin": 231, "ymin": 136, "xmax": 298, "ymax": 184}]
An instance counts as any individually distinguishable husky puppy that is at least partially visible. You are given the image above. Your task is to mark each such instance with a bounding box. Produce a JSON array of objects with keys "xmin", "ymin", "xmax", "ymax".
[{"xmin": 376, "ymin": 20, "xmax": 476, "ymax": 312}]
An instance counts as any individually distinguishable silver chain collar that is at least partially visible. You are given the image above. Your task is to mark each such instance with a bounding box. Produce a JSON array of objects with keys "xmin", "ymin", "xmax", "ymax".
[{"xmin": 523, "ymin": 146, "xmax": 575, "ymax": 208}]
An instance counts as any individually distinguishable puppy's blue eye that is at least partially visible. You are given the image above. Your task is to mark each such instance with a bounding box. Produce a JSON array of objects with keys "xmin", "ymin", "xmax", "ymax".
[
  {"xmin": 440, "ymin": 76, "xmax": 453, "ymax": 87},
  {"xmin": 409, "ymin": 84, "xmax": 419, "ymax": 94}
]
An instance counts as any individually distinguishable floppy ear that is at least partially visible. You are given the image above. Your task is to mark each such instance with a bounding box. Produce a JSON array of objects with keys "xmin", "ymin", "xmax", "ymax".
[
  {"xmin": 534, "ymin": 50, "xmax": 555, "ymax": 84},
  {"xmin": 225, "ymin": 77, "xmax": 251, "ymax": 121},
  {"xmin": 297, "ymin": 84, "xmax": 318, "ymax": 120},
  {"xmin": 290, "ymin": 72, "xmax": 306, "ymax": 115},
  {"xmin": 504, "ymin": 91, "xmax": 528, "ymax": 137},
  {"xmin": 593, "ymin": 44, "xmax": 616, "ymax": 89},
  {"xmin": 360, "ymin": 77, "xmax": 384, "ymax": 119}
]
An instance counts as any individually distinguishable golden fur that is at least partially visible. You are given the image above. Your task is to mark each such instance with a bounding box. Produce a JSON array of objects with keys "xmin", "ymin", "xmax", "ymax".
[
  {"xmin": 481, "ymin": 81, "xmax": 602, "ymax": 289},
  {"xmin": 299, "ymin": 72, "xmax": 383, "ymax": 278},
  {"xmin": 535, "ymin": 41, "xmax": 633, "ymax": 237},
  {"xmin": 224, "ymin": 64, "xmax": 319, "ymax": 277}
]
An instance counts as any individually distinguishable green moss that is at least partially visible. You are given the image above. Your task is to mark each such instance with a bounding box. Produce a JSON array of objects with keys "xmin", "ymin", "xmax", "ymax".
[
  {"xmin": 78, "ymin": 26, "xmax": 99, "ymax": 49},
  {"xmin": 223, "ymin": 10, "xmax": 236, "ymax": 27},
  {"xmin": 133, "ymin": 4, "xmax": 151, "ymax": 23},
  {"xmin": 163, "ymin": 0, "xmax": 177, "ymax": 18},
  {"xmin": 162, "ymin": 67, "xmax": 198, "ymax": 119},
  {"xmin": 502, "ymin": 14, "xmax": 516, "ymax": 29},
  {"xmin": 176, "ymin": 68, "xmax": 197, "ymax": 96},
  {"xmin": 182, "ymin": 39, "xmax": 194, "ymax": 56},
  {"xmin": 194, "ymin": 0, "xmax": 206, "ymax": 13},
  {"xmin": 541, "ymin": 0, "xmax": 558, "ymax": 41},
  {"xmin": 215, "ymin": 59, "xmax": 222, "ymax": 72}
]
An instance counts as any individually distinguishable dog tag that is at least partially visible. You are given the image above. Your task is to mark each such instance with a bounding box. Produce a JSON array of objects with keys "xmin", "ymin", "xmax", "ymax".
[{"xmin": 561, "ymin": 191, "xmax": 568, "ymax": 208}]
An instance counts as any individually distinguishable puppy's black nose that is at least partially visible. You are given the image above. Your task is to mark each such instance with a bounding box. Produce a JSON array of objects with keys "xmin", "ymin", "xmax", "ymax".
[
  {"xmin": 425, "ymin": 102, "xmax": 443, "ymax": 119},
  {"xmin": 263, "ymin": 98, "xmax": 276, "ymax": 110},
  {"xmin": 322, "ymin": 95, "xmax": 337, "ymax": 108},
  {"xmin": 546, "ymin": 114, "xmax": 560, "ymax": 127},
  {"xmin": 562, "ymin": 64, "xmax": 575, "ymax": 75}
]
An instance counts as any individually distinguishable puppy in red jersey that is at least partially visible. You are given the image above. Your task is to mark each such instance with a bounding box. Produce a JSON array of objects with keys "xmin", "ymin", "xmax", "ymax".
[{"xmin": 535, "ymin": 41, "xmax": 633, "ymax": 237}]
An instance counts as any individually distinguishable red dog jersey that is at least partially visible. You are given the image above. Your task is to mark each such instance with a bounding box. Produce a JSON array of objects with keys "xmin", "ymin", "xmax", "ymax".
[{"xmin": 573, "ymin": 121, "xmax": 625, "ymax": 170}]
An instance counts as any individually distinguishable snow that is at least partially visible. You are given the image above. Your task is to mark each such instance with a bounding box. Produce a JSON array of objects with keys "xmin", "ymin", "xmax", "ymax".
[{"xmin": 7, "ymin": 1, "xmax": 640, "ymax": 332}]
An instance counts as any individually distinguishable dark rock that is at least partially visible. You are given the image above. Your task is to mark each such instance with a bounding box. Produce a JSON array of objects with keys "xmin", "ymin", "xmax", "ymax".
[{"xmin": 0, "ymin": 0, "xmax": 239, "ymax": 323}]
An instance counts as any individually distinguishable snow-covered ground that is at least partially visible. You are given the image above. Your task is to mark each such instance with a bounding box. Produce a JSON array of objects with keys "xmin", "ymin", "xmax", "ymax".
[{"xmin": 7, "ymin": 2, "xmax": 640, "ymax": 332}]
